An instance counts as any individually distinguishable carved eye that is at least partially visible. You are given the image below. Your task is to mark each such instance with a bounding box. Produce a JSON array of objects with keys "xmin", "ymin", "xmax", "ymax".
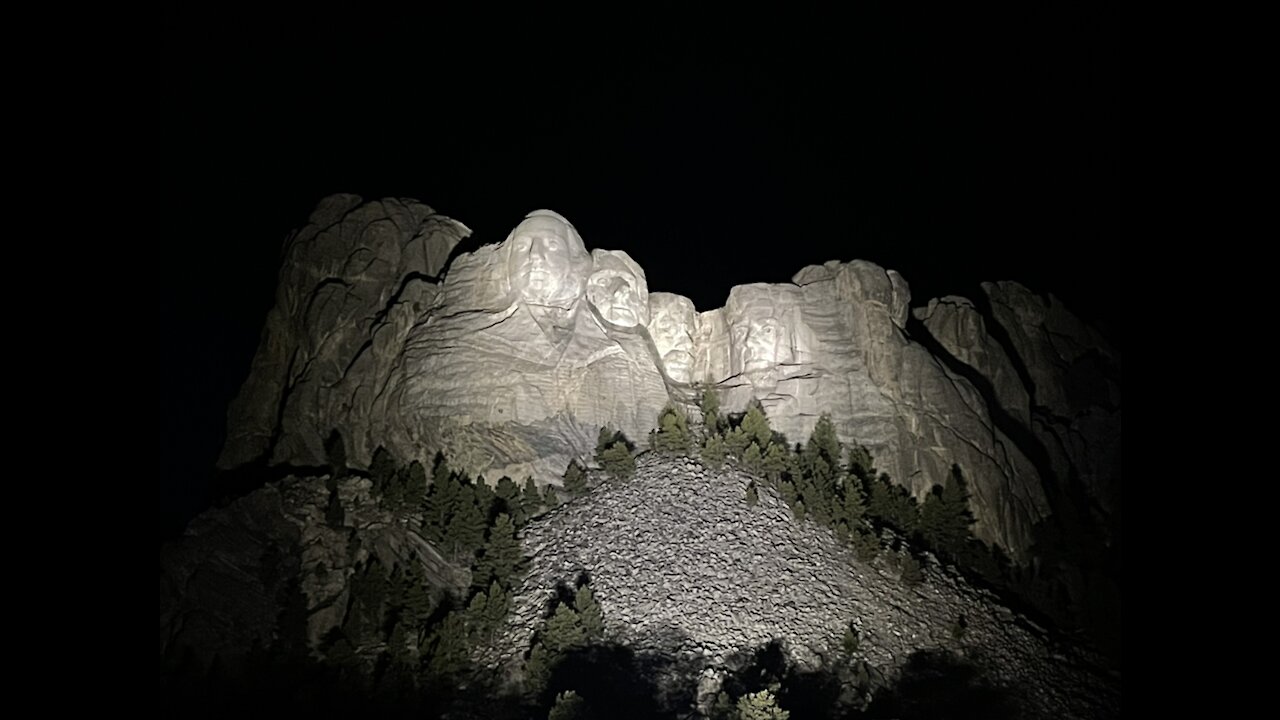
[
  {"xmin": 515, "ymin": 237, "xmax": 531, "ymax": 252},
  {"xmin": 544, "ymin": 238, "xmax": 560, "ymax": 251}
]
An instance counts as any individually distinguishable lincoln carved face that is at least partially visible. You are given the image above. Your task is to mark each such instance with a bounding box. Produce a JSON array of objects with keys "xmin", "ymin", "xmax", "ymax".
[
  {"xmin": 648, "ymin": 292, "xmax": 697, "ymax": 383},
  {"xmin": 726, "ymin": 286, "xmax": 796, "ymax": 378},
  {"xmin": 505, "ymin": 211, "xmax": 591, "ymax": 309},
  {"xmin": 587, "ymin": 249, "xmax": 649, "ymax": 327}
]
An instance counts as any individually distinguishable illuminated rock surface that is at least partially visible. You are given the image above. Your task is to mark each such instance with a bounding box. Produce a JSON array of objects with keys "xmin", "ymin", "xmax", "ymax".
[
  {"xmin": 220, "ymin": 195, "xmax": 1120, "ymax": 558},
  {"xmin": 491, "ymin": 456, "xmax": 1119, "ymax": 719}
]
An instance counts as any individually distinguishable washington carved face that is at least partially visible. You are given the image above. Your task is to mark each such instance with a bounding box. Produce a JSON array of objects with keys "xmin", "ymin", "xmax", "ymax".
[
  {"xmin": 506, "ymin": 212, "xmax": 590, "ymax": 308},
  {"xmin": 586, "ymin": 249, "xmax": 649, "ymax": 328}
]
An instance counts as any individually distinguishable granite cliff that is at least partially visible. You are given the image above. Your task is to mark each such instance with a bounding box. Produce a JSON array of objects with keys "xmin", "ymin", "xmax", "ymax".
[{"xmin": 218, "ymin": 195, "xmax": 1120, "ymax": 560}]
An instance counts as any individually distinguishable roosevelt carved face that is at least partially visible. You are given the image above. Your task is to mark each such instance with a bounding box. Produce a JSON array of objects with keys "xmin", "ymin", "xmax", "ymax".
[
  {"xmin": 586, "ymin": 249, "xmax": 649, "ymax": 327},
  {"xmin": 648, "ymin": 293, "xmax": 697, "ymax": 383},
  {"xmin": 505, "ymin": 211, "xmax": 591, "ymax": 309},
  {"xmin": 726, "ymin": 287, "xmax": 796, "ymax": 378}
]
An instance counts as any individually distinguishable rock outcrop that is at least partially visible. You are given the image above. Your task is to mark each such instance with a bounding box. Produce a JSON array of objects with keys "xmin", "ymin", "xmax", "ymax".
[
  {"xmin": 913, "ymin": 284, "xmax": 1123, "ymax": 519},
  {"xmin": 218, "ymin": 194, "xmax": 469, "ymax": 470},
  {"xmin": 218, "ymin": 195, "xmax": 1120, "ymax": 559},
  {"xmin": 160, "ymin": 472, "xmax": 468, "ymax": 668},
  {"xmin": 161, "ymin": 455, "xmax": 1119, "ymax": 718}
]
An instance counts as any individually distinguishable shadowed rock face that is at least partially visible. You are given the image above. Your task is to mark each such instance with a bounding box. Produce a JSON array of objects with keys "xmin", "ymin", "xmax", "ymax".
[{"xmin": 219, "ymin": 196, "xmax": 1120, "ymax": 559}]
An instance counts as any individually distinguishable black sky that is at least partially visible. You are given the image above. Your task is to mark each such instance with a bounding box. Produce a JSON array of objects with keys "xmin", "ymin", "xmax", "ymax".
[{"xmin": 164, "ymin": 8, "xmax": 1118, "ymax": 536}]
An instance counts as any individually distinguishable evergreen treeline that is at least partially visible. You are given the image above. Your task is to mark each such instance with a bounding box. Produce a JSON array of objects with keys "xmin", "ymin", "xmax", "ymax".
[{"xmin": 686, "ymin": 387, "xmax": 1007, "ymax": 589}]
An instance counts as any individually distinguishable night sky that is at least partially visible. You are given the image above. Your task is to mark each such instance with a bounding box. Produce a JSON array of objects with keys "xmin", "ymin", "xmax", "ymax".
[{"xmin": 164, "ymin": 8, "xmax": 1118, "ymax": 537}]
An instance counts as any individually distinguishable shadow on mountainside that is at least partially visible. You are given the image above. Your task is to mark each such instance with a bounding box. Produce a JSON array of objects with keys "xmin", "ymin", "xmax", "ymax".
[{"xmin": 863, "ymin": 648, "xmax": 1020, "ymax": 720}]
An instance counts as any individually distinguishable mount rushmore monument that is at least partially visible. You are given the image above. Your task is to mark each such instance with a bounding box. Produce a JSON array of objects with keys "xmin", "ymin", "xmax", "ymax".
[{"xmin": 219, "ymin": 195, "xmax": 1121, "ymax": 559}]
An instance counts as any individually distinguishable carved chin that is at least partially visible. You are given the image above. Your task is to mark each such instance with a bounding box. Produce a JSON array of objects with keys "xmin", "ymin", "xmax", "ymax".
[
  {"xmin": 527, "ymin": 271, "xmax": 556, "ymax": 290},
  {"xmin": 605, "ymin": 306, "xmax": 639, "ymax": 327},
  {"xmin": 666, "ymin": 364, "xmax": 692, "ymax": 383},
  {"xmin": 745, "ymin": 367, "xmax": 780, "ymax": 392},
  {"xmin": 662, "ymin": 351, "xmax": 694, "ymax": 383}
]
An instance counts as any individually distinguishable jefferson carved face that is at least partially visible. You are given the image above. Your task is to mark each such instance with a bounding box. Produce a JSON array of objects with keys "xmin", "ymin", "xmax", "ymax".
[
  {"xmin": 648, "ymin": 293, "xmax": 697, "ymax": 383},
  {"xmin": 726, "ymin": 286, "xmax": 796, "ymax": 377},
  {"xmin": 505, "ymin": 211, "xmax": 591, "ymax": 308},
  {"xmin": 587, "ymin": 249, "xmax": 649, "ymax": 327}
]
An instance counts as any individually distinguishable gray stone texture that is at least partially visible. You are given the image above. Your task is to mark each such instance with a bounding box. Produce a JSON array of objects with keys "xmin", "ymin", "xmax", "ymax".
[
  {"xmin": 219, "ymin": 196, "xmax": 1120, "ymax": 559},
  {"xmin": 490, "ymin": 456, "xmax": 1118, "ymax": 718}
]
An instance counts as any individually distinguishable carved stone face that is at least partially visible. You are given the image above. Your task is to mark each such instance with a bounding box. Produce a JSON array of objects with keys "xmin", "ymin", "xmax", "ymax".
[
  {"xmin": 587, "ymin": 250, "xmax": 648, "ymax": 327},
  {"xmin": 648, "ymin": 293, "xmax": 697, "ymax": 383},
  {"xmin": 506, "ymin": 212, "xmax": 590, "ymax": 308},
  {"xmin": 726, "ymin": 287, "xmax": 795, "ymax": 377}
]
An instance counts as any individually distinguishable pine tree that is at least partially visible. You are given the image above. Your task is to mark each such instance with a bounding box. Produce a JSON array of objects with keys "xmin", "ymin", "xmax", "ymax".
[
  {"xmin": 431, "ymin": 452, "xmax": 451, "ymax": 488},
  {"xmin": 796, "ymin": 474, "xmax": 829, "ymax": 526},
  {"xmin": 564, "ymin": 461, "xmax": 588, "ymax": 498},
  {"xmin": 919, "ymin": 465, "xmax": 975, "ymax": 560},
  {"xmin": 742, "ymin": 442, "xmax": 764, "ymax": 475},
  {"xmin": 725, "ymin": 426, "xmax": 751, "ymax": 459},
  {"xmin": 444, "ymin": 484, "xmax": 486, "ymax": 561},
  {"xmin": 851, "ymin": 528, "xmax": 880, "ymax": 562},
  {"xmin": 398, "ymin": 563, "xmax": 434, "ymax": 640},
  {"xmin": 803, "ymin": 414, "xmax": 842, "ymax": 484},
  {"xmin": 868, "ymin": 474, "xmax": 919, "ymax": 535},
  {"xmin": 840, "ymin": 475, "xmax": 868, "ymax": 529},
  {"xmin": 465, "ymin": 589, "xmax": 490, "ymax": 645},
  {"xmin": 842, "ymin": 623, "xmax": 860, "ymax": 655},
  {"xmin": 847, "ymin": 443, "xmax": 875, "ymax": 482},
  {"xmin": 595, "ymin": 425, "xmax": 618, "ymax": 458},
  {"xmin": 401, "ymin": 460, "xmax": 427, "ymax": 510},
  {"xmin": 421, "ymin": 468, "xmax": 459, "ymax": 545},
  {"xmin": 522, "ymin": 477, "xmax": 542, "ymax": 518},
  {"xmin": 600, "ymin": 444, "xmax": 635, "ymax": 479},
  {"xmin": 737, "ymin": 690, "xmax": 790, "ymax": 720},
  {"xmin": 900, "ymin": 551, "xmax": 924, "ymax": 586},
  {"xmin": 779, "ymin": 479, "xmax": 798, "ymax": 508},
  {"xmin": 425, "ymin": 612, "xmax": 470, "ymax": 679},
  {"xmin": 653, "ymin": 403, "xmax": 693, "ymax": 454},
  {"xmin": 474, "ymin": 513, "xmax": 524, "ymax": 591},
  {"xmin": 740, "ymin": 401, "xmax": 773, "ymax": 449},
  {"xmin": 762, "ymin": 442, "xmax": 789, "ymax": 481},
  {"xmin": 483, "ymin": 580, "xmax": 511, "ymax": 642},
  {"xmin": 544, "ymin": 602, "xmax": 587, "ymax": 654},
  {"xmin": 524, "ymin": 641, "xmax": 553, "ymax": 695},
  {"xmin": 388, "ymin": 617, "xmax": 415, "ymax": 667},
  {"xmin": 745, "ymin": 482, "xmax": 759, "ymax": 506},
  {"xmin": 575, "ymin": 584, "xmax": 604, "ymax": 641},
  {"xmin": 543, "ymin": 484, "xmax": 561, "ymax": 508},
  {"xmin": 495, "ymin": 475, "xmax": 522, "ymax": 524},
  {"xmin": 700, "ymin": 386, "xmax": 724, "ymax": 436},
  {"xmin": 549, "ymin": 690, "xmax": 588, "ymax": 720},
  {"xmin": 473, "ymin": 475, "xmax": 496, "ymax": 521},
  {"xmin": 701, "ymin": 433, "xmax": 727, "ymax": 466},
  {"xmin": 370, "ymin": 446, "xmax": 398, "ymax": 496}
]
